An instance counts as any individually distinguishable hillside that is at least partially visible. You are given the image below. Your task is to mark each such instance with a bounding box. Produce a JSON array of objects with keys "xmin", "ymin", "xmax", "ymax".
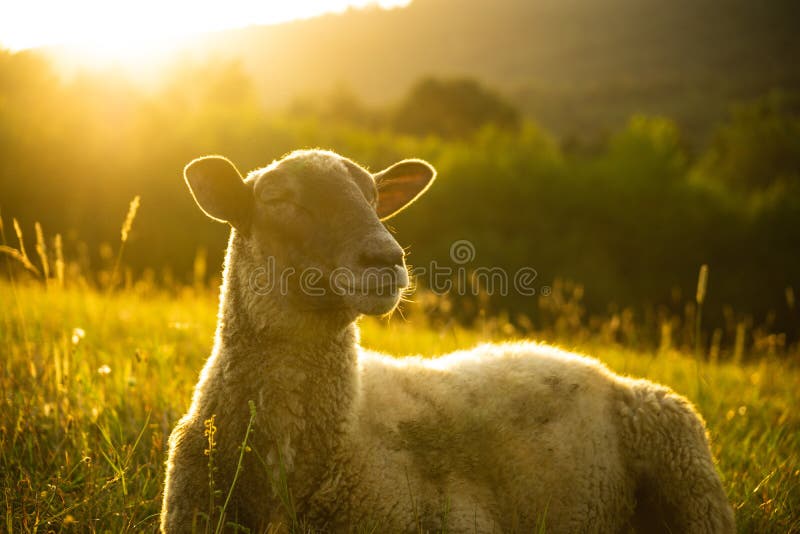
[{"xmin": 187, "ymin": 0, "xmax": 800, "ymax": 139}]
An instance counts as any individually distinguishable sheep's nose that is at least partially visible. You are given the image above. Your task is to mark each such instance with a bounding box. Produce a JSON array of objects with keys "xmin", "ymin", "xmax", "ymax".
[{"xmin": 359, "ymin": 246, "xmax": 404, "ymax": 269}]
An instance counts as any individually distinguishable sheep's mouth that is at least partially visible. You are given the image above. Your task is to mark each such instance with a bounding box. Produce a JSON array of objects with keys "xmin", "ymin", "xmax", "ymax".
[
  {"xmin": 349, "ymin": 280, "xmax": 404, "ymax": 297},
  {"xmin": 350, "ymin": 285, "xmax": 405, "ymax": 316},
  {"xmin": 336, "ymin": 267, "xmax": 408, "ymax": 315},
  {"xmin": 364, "ymin": 282, "xmax": 402, "ymax": 297}
]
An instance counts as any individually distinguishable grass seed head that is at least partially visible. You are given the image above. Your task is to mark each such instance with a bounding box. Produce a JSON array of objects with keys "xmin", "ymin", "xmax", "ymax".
[
  {"xmin": 696, "ymin": 264, "xmax": 709, "ymax": 305},
  {"xmin": 121, "ymin": 195, "xmax": 141, "ymax": 243}
]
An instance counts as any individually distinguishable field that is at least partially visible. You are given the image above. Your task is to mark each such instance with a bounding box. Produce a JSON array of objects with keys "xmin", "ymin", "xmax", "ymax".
[
  {"xmin": 1, "ymin": 281, "xmax": 798, "ymax": 532},
  {"xmin": 2, "ymin": 0, "xmax": 799, "ymax": 530}
]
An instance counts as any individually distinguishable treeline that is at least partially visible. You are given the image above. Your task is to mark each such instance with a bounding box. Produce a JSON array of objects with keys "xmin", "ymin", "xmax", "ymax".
[{"xmin": 1, "ymin": 50, "xmax": 799, "ymax": 345}]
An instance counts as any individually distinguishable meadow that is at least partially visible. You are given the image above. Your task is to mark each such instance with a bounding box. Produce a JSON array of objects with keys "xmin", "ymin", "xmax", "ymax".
[
  {"xmin": 1, "ymin": 276, "xmax": 798, "ymax": 532},
  {"xmin": 2, "ymin": 0, "xmax": 799, "ymax": 530}
]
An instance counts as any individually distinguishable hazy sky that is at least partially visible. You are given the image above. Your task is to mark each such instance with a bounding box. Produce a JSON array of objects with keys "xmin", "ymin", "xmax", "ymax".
[{"xmin": 0, "ymin": 0, "xmax": 409, "ymax": 52}]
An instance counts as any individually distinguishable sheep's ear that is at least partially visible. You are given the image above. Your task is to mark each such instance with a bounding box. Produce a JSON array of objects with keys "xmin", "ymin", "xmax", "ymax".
[
  {"xmin": 184, "ymin": 155, "xmax": 253, "ymax": 232},
  {"xmin": 374, "ymin": 159, "xmax": 436, "ymax": 220}
]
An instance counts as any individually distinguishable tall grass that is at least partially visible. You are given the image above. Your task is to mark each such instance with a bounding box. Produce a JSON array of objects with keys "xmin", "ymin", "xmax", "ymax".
[{"xmin": 0, "ymin": 203, "xmax": 798, "ymax": 532}]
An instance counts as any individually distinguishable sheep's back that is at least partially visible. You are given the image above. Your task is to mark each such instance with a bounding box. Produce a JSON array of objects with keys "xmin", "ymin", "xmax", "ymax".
[{"xmin": 346, "ymin": 343, "xmax": 633, "ymax": 531}]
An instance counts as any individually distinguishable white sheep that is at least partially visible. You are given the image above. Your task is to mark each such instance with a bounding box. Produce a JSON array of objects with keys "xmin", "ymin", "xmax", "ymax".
[{"xmin": 161, "ymin": 149, "xmax": 735, "ymax": 533}]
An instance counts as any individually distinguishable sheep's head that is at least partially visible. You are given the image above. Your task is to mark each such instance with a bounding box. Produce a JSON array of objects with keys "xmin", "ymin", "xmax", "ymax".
[{"xmin": 184, "ymin": 149, "xmax": 435, "ymax": 317}]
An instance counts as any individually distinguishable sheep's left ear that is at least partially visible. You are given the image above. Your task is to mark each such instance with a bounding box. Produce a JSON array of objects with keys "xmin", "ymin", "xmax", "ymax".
[{"xmin": 374, "ymin": 159, "xmax": 436, "ymax": 220}]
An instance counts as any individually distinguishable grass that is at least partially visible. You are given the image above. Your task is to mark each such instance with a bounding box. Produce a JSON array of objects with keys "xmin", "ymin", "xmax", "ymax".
[{"xmin": 1, "ymin": 281, "xmax": 798, "ymax": 533}]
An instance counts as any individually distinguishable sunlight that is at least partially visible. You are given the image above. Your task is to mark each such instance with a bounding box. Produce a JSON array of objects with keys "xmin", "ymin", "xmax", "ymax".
[{"xmin": 0, "ymin": 0, "xmax": 411, "ymax": 58}]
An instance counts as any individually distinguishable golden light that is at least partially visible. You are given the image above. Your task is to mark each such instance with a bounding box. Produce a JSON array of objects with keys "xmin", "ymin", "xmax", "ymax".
[{"xmin": 0, "ymin": 0, "xmax": 410, "ymax": 60}]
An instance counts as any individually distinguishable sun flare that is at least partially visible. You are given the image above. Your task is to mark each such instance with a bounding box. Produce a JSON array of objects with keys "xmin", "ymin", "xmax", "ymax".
[{"xmin": 0, "ymin": 0, "xmax": 410, "ymax": 59}]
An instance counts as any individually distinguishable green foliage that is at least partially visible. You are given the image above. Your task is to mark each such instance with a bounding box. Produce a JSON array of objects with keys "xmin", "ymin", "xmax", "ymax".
[
  {"xmin": 393, "ymin": 77, "xmax": 520, "ymax": 138},
  {"xmin": 289, "ymin": 84, "xmax": 383, "ymax": 130},
  {"xmin": 0, "ymin": 49, "xmax": 799, "ymax": 347},
  {"xmin": 605, "ymin": 115, "xmax": 687, "ymax": 183},
  {"xmin": 696, "ymin": 91, "xmax": 800, "ymax": 193}
]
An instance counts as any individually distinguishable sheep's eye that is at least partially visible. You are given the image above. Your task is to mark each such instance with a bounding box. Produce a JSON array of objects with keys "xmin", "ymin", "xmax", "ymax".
[{"xmin": 271, "ymin": 196, "xmax": 313, "ymax": 217}]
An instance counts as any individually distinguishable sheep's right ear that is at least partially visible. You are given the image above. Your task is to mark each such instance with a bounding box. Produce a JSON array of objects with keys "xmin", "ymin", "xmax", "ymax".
[{"xmin": 184, "ymin": 156, "xmax": 253, "ymax": 232}]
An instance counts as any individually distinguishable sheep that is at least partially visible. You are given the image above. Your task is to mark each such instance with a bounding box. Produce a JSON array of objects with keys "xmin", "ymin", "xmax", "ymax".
[{"xmin": 161, "ymin": 149, "xmax": 735, "ymax": 533}]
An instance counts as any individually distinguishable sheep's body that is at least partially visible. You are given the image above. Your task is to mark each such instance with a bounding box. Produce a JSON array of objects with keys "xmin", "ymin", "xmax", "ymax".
[
  {"xmin": 162, "ymin": 150, "xmax": 734, "ymax": 533},
  {"xmin": 163, "ymin": 242, "xmax": 733, "ymax": 533},
  {"xmin": 346, "ymin": 347, "xmax": 732, "ymax": 532}
]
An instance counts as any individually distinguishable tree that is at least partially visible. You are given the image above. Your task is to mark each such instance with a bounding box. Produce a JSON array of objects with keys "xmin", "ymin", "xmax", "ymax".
[
  {"xmin": 697, "ymin": 91, "xmax": 800, "ymax": 192},
  {"xmin": 393, "ymin": 77, "xmax": 519, "ymax": 138}
]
